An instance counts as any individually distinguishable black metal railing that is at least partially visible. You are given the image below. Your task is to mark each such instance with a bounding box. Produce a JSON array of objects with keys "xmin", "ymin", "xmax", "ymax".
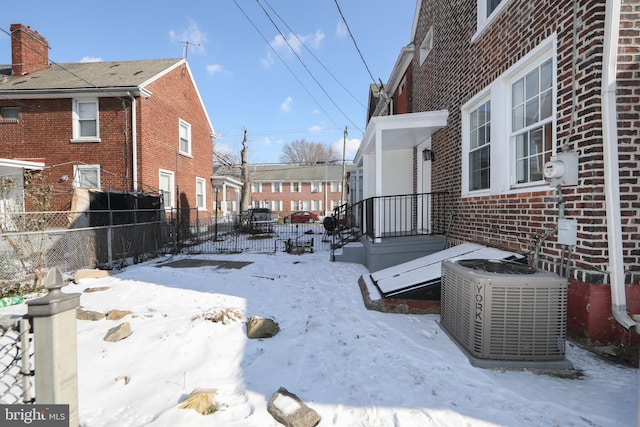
[{"xmin": 331, "ymin": 192, "xmax": 449, "ymax": 252}]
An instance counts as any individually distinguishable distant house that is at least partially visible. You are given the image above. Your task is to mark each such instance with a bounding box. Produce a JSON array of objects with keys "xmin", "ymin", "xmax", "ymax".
[
  {"xmin": 212, "ymin": 163, "xmax": 351, "ymax": 219},
  {"xmin": 0, "ymin": 24, "xmax": 216, "ymax": 220},
  {"xmin": 353, "ymin": 1, "xmax": 639, "ymax": 344}
]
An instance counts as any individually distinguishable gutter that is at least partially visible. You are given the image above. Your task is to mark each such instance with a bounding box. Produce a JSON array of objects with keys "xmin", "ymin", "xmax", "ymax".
[
  {"xmin": 601, "ymin": 0, "xmax": 636, "ymax": 331},
  {"xmin": 128, "ymin": 93, "xmax": 138, "ymax": 192}
]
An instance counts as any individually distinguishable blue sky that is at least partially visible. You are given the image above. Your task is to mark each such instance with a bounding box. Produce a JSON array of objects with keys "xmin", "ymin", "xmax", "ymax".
[{"xmin": 2, "ymin": 0, "xmax": 417, "ymax": 164}]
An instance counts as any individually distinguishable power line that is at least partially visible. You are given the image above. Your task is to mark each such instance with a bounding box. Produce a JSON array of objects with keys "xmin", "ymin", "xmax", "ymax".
[
  {"xmin": 262, "ymin": 0, "xmax": 366, "ymax": 110},
  {"xmin": 230, "ymin": 0, "xmax": 340, "ymax": 130},
  {"xmin": 333, "ymin": 0, "xmax": 377, "ymax": 85},
  {"xmin": 256, "ymin": 0, "xmax": 363, "ymax": 133}
]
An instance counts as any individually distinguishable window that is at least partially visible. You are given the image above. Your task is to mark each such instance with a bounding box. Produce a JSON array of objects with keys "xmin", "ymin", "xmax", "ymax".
[
  {"xmin": 474, "ymin": 0, "xmax": 512, "ymax": 41},
  {"xmin": 291, "ymin": 182, "xmax": 301, "ymax": 192},
  {"xmin": 302, "ymin": 201, "xmax": 310, "ymax": 210},
  {"xmin": 0, "ymin": 107, "xmax": 18, "ymax": 121},
  {"xmin": 419, "ymin": 27, "xmax": 433, "ymax": 65},
  {"xmin": 311, "ymin": 181, "xmax": 321, "ymax": 193},
  {"xmin": 461, "ymin": 35, "xmax": 555, "ymax": 197},
  {"xmin": 252, "ymin": 182, "xmax": 262, "ymax": 193},
  {"xmin": 272, "ymin": 182, "xmax": 282, "ymax": 192},
  {"xmin": 179, "ymin": 120, "xmax": 191, "ymax": 156},
  {"xmin": 330, "ymin": 182, "xmax": 342, "ymax": 192},
  {"xmin": 511, "ymin": 58, "xmax": 553, "ymax": 185},
  {"xmin": 272, "ymin": 200, "xmax": 283, "ymax": 211},
  {"xmin": 73, "ymin": 165, "xmax": 100, "ymax": 188},
  {"xmin": 196, "ymin": 177, "xmax": 206, "ymax": 210},
  {"xmin": 72, "ymin": 99, "xmax": 99, "ymax": 142},
  {"xmin": 159, "ymin": 170, "xmax": 175, "ymax": 209},
  {"xmin": 469, "ymin": 101, "xmax": 491, "ymax": 191},
  {"xmin": 312, "ymin": 200, "xmax": 321, "ymax": 211},
  {"xmin": 291, "ymin": 200, "xmax": 301, "ymax": 211}
]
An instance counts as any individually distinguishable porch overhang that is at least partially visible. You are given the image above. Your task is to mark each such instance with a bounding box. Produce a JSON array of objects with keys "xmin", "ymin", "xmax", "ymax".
[{"xmin": 354, "ymin": 110, "xmax": 449, "ymax": 165}]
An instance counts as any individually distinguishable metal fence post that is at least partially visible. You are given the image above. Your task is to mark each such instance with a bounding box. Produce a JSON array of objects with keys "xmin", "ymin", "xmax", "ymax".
[{"xmin": 27, "ymin": 267, "xmax": 80, "ymax": 427}]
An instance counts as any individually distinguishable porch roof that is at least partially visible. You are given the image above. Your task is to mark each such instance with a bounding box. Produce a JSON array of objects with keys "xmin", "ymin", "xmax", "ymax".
[{"xmin": 354, "ymin": 110, "xmax": 448, "ymax": 164}]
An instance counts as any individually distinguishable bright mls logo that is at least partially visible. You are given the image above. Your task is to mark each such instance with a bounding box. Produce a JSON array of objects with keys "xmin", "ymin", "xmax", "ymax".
[{"xmin": 1, "ymin": 404, "xmax": 68, "ymax": 426}]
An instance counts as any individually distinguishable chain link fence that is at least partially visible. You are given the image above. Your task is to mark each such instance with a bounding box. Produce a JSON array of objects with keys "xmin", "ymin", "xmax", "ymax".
[{"xmin": 0, "ymin": 317, "xmax": 34, "ymax": 404}]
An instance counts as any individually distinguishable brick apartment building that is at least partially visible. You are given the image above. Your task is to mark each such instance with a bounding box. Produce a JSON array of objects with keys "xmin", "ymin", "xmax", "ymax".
[
  {"xmin": 357, "ymin": 0, "xmax": 639, "ymax": 344},
  {"xmin": 212, "ymin": 163, "xmax": 352, "ymax": 219},
  {"xmin": 0, "ymin": 24, "xmax": 215, "ymax": 216}
]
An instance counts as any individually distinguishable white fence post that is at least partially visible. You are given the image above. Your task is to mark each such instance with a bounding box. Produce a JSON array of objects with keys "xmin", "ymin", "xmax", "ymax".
[{"xmin": 27, "ymin": 267, "xmax": 80, "ymax": 427}]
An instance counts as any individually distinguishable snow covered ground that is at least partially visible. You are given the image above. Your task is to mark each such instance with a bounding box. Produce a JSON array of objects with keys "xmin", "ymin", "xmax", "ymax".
[{"xmin": 1, "ymin": 251, "xmax": 638, "ymax": 426}]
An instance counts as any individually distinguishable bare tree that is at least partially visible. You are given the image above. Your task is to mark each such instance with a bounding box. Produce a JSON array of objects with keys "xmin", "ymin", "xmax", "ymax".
[{"xmin": 280, "ymin": 139, "xmax": 340, "ymax": 164}]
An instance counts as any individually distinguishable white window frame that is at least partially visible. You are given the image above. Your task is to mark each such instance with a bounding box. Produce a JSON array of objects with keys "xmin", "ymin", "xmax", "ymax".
[
  {"xmin": 272, "ymin": 182, "xmax": 282, "ymax": 193},
  {"xmin": 330, "ymin": 182, "xmax": 342, "ymax": 192},
  {"xmin": 272, "ymin": 200, "xmax": 283, "ymax": 211},
  {"xmin": 291, "ymin": 182, "xmax": 301, "ymax": 192},
  {"xmin": 252, "ymin": 182, "xmax": 262, "ymax": 193},
  {"xmin": 473, "ymin": 0, "xmax": 513, "ymax": 42},
  {"xmin": 468, "ymin": 99, "xmax": 492, "ymax": 192},
  {"xmin": 159, "ymin": 169, "xmax": 175, "ymax": 209},
  {"xmin": 312, "ymin": 200, "xmax": 321, "ymax": 211},
  {"xmin": 179, "ymin": 119, "xmax": 192, "ymax": 156},
  {"xmin": 461, "ymin": 34, "xmax": 556, "ymax": 198},
  {"xmin": 73, "ymin": 164, "xmax": 100, "ymax": 188},
  {"xmin": 291, "ymin": 200, "xmax": 301, "ymax": 211},
  {"xmin": 419, "ymin": 26, "xmax": 433, "ymax": 65},
  {"xmin": 311, "ymin": 181, "xmax": 321, "ymax": 193},
  {"xmin": 196, "ymin": 177, "xmax": 206, "ymax": 210},
  {"xmin": 0, "ymin": 106, "xmax": 18, "ymax": 121},
  {"xmin": 71, "ymin": 98, "xmax": 100, "ymax": 142}
]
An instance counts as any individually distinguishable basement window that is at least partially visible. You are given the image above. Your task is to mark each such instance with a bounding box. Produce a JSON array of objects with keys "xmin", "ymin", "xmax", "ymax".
[{"xmin": 0, "ymin": 107, "xmax": 18, "ymax": 121}]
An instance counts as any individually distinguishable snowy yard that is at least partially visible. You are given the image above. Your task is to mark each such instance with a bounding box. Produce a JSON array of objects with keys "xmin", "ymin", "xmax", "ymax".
[{"xmin": 2, "ymin": 251, "xmax": 637, "ymax": 426}]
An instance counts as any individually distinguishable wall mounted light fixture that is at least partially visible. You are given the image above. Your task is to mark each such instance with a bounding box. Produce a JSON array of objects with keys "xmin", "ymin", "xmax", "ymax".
[{"xmin": 422, "ymin": 148, "xmax": 434, "ymax": 162}]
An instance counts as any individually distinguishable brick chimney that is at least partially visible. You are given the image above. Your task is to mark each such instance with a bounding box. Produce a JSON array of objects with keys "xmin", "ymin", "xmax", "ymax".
[{"xmin": 10, "ymin": 24, "xmax": 49, "ymax": 76}]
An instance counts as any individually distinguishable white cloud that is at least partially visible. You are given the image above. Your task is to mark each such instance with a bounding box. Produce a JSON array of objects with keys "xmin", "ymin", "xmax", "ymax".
[
  {"xmin": 336, "ymin": 22, "xmax": 348, "ymax": 38},
  {"xmin": 206, "ymin": 64, "xmax": 225, "ymax": 74},
  {"xmin": 169, "ymin": 19, "xmax": 207, "ymax": 55},
  {"xmin": 80, "ymin": 56, "xmax": 102, "ymax": 63},
  {"xmin": 261, "ymin": 30, "xmax": 325, "ymax": 68},
  {"xmin": 308, "ymin": 125, "xmax": 323, "ymax": 132},
  {"xmin": 332, "ymin": 137, "xmax": 361, "ymax": 161},
  {"xmin": 280, "ymin": 96, "xmax": 293, "ymax": 113}
]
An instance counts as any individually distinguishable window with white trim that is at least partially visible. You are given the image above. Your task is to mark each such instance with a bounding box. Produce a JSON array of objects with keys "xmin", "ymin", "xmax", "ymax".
[
  {"xmin": 159, "ymin": 170, "xmax": 175, "ymax": 209},
  {"xmin": 475, "ymin": 0, "xmax": 513, "ymax": 40},
  {"xmin": 511, "ymin": 58, "xmax": 553, "ymax": 185},
  {"xmin": 291, "ymin": 182, "xmax": 301, "ymax": 192},
  {"xmin": 252, "ymin": 182, "xmax": 262, "ymax": 193},
  {"xmin": 73, "ymin": 165, "xmax": 100, "ymax": 188},
  {"xmin": 179, "ymin": 119, "xmax": 191, "ymax": 156},
  {"xmin": 272, "ymin": 200, "xmax": 283, "ymax": 211},
  {"xmin": 419, "ymin": 27, "xmax": 433, "ymax": 65},
  {"xmin": 291, "ymin": 200, "xmax": 301, "ymax": 210},
  {"xmin": 196, "ymin": 177, "xmax": 206, "ymax": 210},
  {"xmin": 311, "ymin": 181, "xmax": 321, "ymax": 193},
  {"xmin": 461, "ymin": 35, "xmax": 556, "ymax": 197},
  {"xmin": 469, "ymin": 100, "xmax": 491, "ymax": 191},
  {"xmin": 272, "ymin": 182, "xmax": 282, "ymax": 192},
  {"xmin": 312, "ymin": 200, "xmax": 321, "ymax": 211},
  {"xmin": 330, "ymin": 182, "xmax": 342, "ymax": 192},
  {"xmin": 0, "ymin": 107, "xmax": 18, "ymax": 121},
  {"xmin": 72, "ymin": 99, "xmax": 99, "ymax": 141}
]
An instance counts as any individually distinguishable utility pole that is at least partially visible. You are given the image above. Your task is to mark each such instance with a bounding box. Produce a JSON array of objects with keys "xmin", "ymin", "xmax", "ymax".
[
  {"xmin": 239, "ymin": 129, "xmax": 250, "ymax": 214},
  {"xmin": 341, "ymin": 126, "xmax": 347, "ymax": 205}
]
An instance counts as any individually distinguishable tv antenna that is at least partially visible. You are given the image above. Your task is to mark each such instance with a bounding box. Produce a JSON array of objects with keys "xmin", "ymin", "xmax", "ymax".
[{"xmin": 181, "ymin": 41, "xmax": 200, "ymax": 60}]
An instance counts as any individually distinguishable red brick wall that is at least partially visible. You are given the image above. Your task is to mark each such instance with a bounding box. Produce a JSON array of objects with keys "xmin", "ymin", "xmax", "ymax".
[
  {"xmin": 0, "ymin": 64, "xmax": 213, "ymax": 212},
  {"xmin": 411, "ymin": 0, "xmax": 639, "ymax": 341},
  {"xmin": 137, "ymin": 64, "xmax": 213, "ymax": 214}
]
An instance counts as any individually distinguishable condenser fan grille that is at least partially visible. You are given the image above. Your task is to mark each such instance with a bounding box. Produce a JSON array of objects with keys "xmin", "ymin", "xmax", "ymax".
[{"xmin": 457, "ymin": 259, "xmax": 537, "ymax": 275}]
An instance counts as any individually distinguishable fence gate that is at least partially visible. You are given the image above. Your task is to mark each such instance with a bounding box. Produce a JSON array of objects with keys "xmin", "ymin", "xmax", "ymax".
[{"xmin": 0, "ymin": 317, "xmax": 34, "ymax": 404}]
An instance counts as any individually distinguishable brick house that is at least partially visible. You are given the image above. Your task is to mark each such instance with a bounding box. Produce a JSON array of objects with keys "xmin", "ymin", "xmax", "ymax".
[
  {"xmin": 354, "ymin": 0, "xmax": 639, "ymax": 344},
  {"xmin": 212, "ymin": 163, "xmax": 350, "ymax": 220},
  {"xmin": 0, "ymin": 24, "xmax": 215, "ymax": 217}
]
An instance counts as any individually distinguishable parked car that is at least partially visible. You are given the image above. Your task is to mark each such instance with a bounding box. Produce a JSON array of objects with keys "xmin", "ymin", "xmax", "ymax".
[{"xmin": 286, "ymin": 211, "xmax": 319, "ymax": 223}]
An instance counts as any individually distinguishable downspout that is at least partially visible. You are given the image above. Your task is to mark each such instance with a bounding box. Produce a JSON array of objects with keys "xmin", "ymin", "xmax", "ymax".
[
  {"xmin": 128, "ymin": 93, "xmax": 138, "ymax": 192},
  {"xmin": 601, "ymin": 0, "xmax": 636, "ymax": 331}
]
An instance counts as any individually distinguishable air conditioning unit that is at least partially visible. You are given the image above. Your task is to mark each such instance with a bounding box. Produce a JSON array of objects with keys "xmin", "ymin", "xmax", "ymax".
[{"xmin": 440, "ymin": 259, "xmax": 572, "ymax": 369}]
